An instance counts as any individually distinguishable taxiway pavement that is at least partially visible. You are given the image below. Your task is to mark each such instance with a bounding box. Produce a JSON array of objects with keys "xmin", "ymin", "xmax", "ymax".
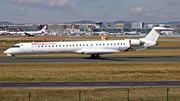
[
  {"xmin": 0, "ymin": 81, "xmax": 180, "ymax": 88},
  {"xmin": 0, "ymin": 56, "xmax": 180, "ymax": 64}
]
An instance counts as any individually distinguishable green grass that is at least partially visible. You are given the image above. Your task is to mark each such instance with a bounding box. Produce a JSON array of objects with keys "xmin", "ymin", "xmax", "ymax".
[
  {"xmin": 155, "ymin": 41, "xmax": 180, "ymax": 47},
  {"xmin": 1, "ymin": 36, "xmax": 180, "ymax": 101},
  {"xmin": 0, "ymin": 63, "xmax": 180, "ymax": 82},
  {"xmin": 0, "ymin": 87, "xmax": 180, "ymax": 101}
]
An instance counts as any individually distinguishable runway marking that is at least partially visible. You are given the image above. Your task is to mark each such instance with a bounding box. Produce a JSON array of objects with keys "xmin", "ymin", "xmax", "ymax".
[
  {"xmin": 15, "ymin": 84, "xmax": 29, "ymax": 86},
  {"xmin": 143, "ymin": 83, "xmax": 157, "ymax": 85},
  {"xmin": 168, "ymin": 83, "xmax": 180, "ymax": 85},
  {"xmin": 94, "ymin": 83, "xmax": 107, "ymax": 85},
  {"xmin": 41, "ymin": 84, "xmax": 55, "ymax": 85},
  {"xmin": 119, "ymin": 83, "xmax": 133, "ymax": 85},
  {"xmin": 67, "ymin": 83, "xmax": 81, "ymax": 85}
]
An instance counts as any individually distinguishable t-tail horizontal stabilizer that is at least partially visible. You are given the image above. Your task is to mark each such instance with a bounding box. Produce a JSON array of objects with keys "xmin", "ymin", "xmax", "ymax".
[
  {"xmin": 141, "ymin": 27, "xmax": 172, "ymax": 42},
  {"xmin": 130, "ymin": 27, "xmax": 173, "ymax": 51}
]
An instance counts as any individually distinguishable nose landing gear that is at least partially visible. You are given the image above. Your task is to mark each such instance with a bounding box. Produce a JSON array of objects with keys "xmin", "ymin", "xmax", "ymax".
[{"xmin": 12, "ymin": 55, "xmax": 16, "ymax": 60}]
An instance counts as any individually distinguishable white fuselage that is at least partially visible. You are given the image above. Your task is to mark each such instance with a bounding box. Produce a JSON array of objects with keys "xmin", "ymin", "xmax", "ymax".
[
  {"xmin": 4, "ymin": 27, "xmax": 169, "ymax": 59},
  {"xmin": 4, "ymin": 40, "xmax": 135, "ymax": 56},
  {"xmin": 0, "ymin": 31, "xmax": 7, "ymax": 35},
  {"xmin": 15, "ymin": 31, "xmax": 43, "ymax": 35}
]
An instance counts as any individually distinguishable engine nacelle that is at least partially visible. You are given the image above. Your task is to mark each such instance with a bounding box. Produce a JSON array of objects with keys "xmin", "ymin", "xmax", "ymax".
[{"xmin": 130, "ymin": 39, "xmax": 144, "ymax": 45}]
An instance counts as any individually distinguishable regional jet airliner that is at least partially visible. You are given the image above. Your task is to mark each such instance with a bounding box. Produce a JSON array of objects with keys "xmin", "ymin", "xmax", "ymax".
[{"xmin": 4, "ymin": 27, "xmax": 167, "ymax": 60}]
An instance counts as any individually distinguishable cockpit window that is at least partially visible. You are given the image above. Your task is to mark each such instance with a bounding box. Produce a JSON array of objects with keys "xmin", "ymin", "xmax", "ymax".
[{"xmin": 11, "ymin": 45, "xmax": 20, "ymax": 48}]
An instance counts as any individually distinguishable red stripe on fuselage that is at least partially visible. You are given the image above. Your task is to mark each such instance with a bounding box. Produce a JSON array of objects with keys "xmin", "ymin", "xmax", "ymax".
[{"xmin": 123, "ymin": 45, "xmax": 132, "ymax": 52}]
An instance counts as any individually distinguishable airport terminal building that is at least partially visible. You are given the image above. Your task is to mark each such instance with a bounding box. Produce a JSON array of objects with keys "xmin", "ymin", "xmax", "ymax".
[
  {"xmin": 1, "ymin": 22, "xmax": 180, "ymax": 35},
  {"xmin": 0, "ymin": 24, "xmax": 45, "ymax": 31}
]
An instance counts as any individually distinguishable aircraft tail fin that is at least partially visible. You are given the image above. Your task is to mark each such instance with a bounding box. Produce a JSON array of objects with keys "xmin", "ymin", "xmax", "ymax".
[
  {"xmin": 41, "ymin": 26, "xmax": 47, "ymax": 33},
  {"xmin": 5, "ymin": 26, "xmax": 8, "ymax": 31},
  {"xmin": 141, "ymin": 27, "xmax": 170, "ymax": 42}
]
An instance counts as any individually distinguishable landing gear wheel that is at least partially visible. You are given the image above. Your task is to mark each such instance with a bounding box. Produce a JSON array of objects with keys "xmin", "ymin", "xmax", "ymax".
[
  {"xmin": 12, "ymin": 57, "xmax": 16, "ymax": 60},
  {"xmin": 91, "ymin": 54, "xmax": 100, "ymax": 59},
  {"xmin": 12, "ymin": 55, "xmax": 16, "ymax": 60},
  {"xmin": 96, "ymin": 54, "xmax": 100, "ymax": 59},
  {"xmin": 91, "ymin": 54, "xmax": 96, "ymax": 58}
]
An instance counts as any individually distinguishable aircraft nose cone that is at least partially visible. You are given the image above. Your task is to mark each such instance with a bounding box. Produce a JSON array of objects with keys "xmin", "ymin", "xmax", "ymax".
[
  {"xmin": 4, "ymin": 49, "xmax": 10, "ymax": 54},
  {"xmin": 4, "ymin": 50, "xmax": 8, "ymax": 54},
  {"xmin": 4, "ymin": 49, "xmax": 12, "ymax": 56}
]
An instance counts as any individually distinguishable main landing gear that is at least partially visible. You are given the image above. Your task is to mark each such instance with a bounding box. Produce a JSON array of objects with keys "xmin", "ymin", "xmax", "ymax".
[
  {"xmin": 12, "ymin": 55, "xmax": 16, "ymax": 60},
  {"xmin": 91, "ymin": 54, "xmax": 100, "ymax": 59}
]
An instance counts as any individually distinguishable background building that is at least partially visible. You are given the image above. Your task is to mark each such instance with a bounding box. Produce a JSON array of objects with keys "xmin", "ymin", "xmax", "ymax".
[
  {"xmin": 0, "ymin": 21, "xmax": 180, "ymax": 35},
  {"xmin": 131, "ymin": 23, "xmax": 144, "ymax": 28},
  {"xmin": 0, "ymin": 24, "xmax": 46, "ymax": 31}
]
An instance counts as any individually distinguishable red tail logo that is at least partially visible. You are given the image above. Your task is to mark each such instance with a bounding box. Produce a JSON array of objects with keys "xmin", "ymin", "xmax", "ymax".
[{"xmin": 43, "ymin": 26, "xmax": 46, "ymax": 30}]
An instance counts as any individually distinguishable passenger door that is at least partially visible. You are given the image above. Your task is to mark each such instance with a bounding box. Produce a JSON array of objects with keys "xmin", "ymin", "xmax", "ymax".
[{"xmin": 23, "ymin": 43, "xmax": 29, "ymax": 53}]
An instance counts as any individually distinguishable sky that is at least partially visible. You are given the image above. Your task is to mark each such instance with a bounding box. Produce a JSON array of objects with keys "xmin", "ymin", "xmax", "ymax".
[{"xmin": 1, "ymin": 0, "xmax": 180, "ymax": 23}]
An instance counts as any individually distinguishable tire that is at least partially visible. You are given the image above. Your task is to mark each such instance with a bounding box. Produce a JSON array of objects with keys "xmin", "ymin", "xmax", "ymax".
[
  {"xmin": 12, "ymin": 57, "xmax": 16, "ymax": 60},
  {"xmin": 96, "ymin": 54, "xmax": 100, "ymax": 59}
]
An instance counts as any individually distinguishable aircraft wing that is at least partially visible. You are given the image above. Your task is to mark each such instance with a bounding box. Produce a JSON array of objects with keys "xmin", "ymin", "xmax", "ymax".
[
  {"xmin": 24, "ymin": 32, "xmax": 40, "ymax": 36},
  {"xmin": 24, "ymin": 31, "xmax": 43, "ymax": 36},
  {"xmin": 75, "ymin": 49, "xmax": 119, "ymax": 54},
  {"xmin": 24, "ymin": 32, "xmax": 32, "ymax": 36}
]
